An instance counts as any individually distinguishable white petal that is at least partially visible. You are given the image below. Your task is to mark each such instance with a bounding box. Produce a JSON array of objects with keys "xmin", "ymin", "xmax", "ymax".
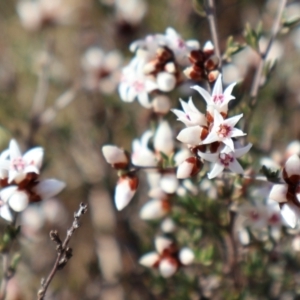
[
  {"xmin": 159, "ymin": 259, "xmax": 177, "ymax": 278},
  {"xmin": 155, "ymin": 236, "xmax": 173, "ymax": 254},
  {"xmin": 222, "ymin": 138, "xmax": 235, "ymax": 151},
  {"xmin": 102, "ymin": 145, "xmax": 128, "ymax": 165},
  {"xmin": 191, "ymin": 85, "xmax": 213, "ymax": 105},
  {"xmin": 230, "ymin": 128, "xmax": 246, "ymax": 138},
  {"xmin": 234, "ymin": 144, "xmax": 252, "ymax": 158},
  {"xmin": 137, "ymin": 92, "xmax": 152, "ymax": 108},
  {"xmin": 212, "ymin": 74, "xmax": 223, "ymax": 97},
  {"xmin": 9, "ymin": 190, "xmax": 29, "ymax": 212},
  {"xmin": 24, "ymin": 165, "xmax": 39, "ymax": 174},
  {"xmin": 0, "ymin": 205, "xmax": 13, "ymax": 222},
  {"xmin": 202, "ymin": 131, "xmax": 219, "ymax": 145},
  {"xmin": 34, "ymin": 179, "xmax": 66, "ymax": 199},
  {"xmin": 269, "ymin": 184, "xmax": 288, "ymax": 203},
  {"xmin": 23, "ymin": 147, "xmax": 44, "ymax": 169},
  {"xmin": 228, "ymin": 159, "xmax": 244, "ymax": 174},
  {"xmin": 139, "ymin": 252, "xmax": 160, "ymax": 267},
  {"xmin": 176, "ymin": 160, "xmax": 194, "ymax": 179},
  {"xmin": 281, "ymin": 203, "xmax": 300, "ymax": 228},
  {"xmin": 224, "ymin": 113, "xmax": 243, "ymax": 127},
  {"xmin": 208, "ymin": 163, "xmax": 224, "ymax": 179},
  {"xmin": 179, "ymin": 247, "xmax": 194, "ymax": 265},
  {"xmin": 139, "ymin": 199, "xmax": 167, "ymax": 220},
  {"xmin": 197, "ymin": 151, "xmax": 218, "ymax": 163},
  {"xmin": 9, "ymin": 140, "xmax": 22, "ymax": 160},
  {"xmin": 0, "ymin": 186, "xmax": 18, "ymax": 202}
]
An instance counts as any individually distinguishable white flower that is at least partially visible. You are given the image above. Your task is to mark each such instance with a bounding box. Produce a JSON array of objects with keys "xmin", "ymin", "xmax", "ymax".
[
  {"xmin": 114, "ymin": 175, "xmax": 138, "ymax": 210},
  {"xmin": 0, "ymin": 140, "xmax": 44, "ymax": 184},
  {"xmin": 191, "ymin": 74, "xmax": 236, "ymax": 116},
  {"xmin": 202, "ymin": 110, "xmax": 245, "ymax": 151},
  {"xmin": 118, "ymin": 58, "xmax": 157, "ymax": 108},
  {"xmin": 198, "ymin": 144, "xmax": 252, "ymax": 179},
  {"xmin": 172, "ymin": 98, "xmax": 207, "ymax": 127},
  {"xmin": 139, "ymin": 199, "xmax": 170, "ymax": 220}
]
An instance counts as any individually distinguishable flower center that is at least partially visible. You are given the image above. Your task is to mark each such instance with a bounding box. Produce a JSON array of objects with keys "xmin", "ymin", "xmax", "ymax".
[
  {"xmin": 219, "ymin": 153, "xmax": 234, "ymax": 166},
  {"xmin": 213, "ymin": 94, "xmax": 224, "ymax": 104},
  {"xmin": 132, "ymin": 80, "xmax": 145, "ymax": 93},
  {"xmin": 218, "ymin": 124, "xmax": 231, "ymax": 138},
  {"xmin": 176, "ymin": 39, "xmax": 185, "ymax": 49},
  {"xmin": 250, "ymin": 210, "xmax": 260, "ymax": 221},
  {"xmin": 268, "ymin": 213, "xmax": 280, "ymax": 224},
  {"xmin": 11, "ymin": 157, "xmax": 25, "ymax": 172}
]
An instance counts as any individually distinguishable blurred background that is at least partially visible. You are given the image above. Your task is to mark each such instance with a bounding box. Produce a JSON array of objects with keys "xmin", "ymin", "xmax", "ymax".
[{"xmin": 0, "ymin": 0, "xmax": 300, "ymax": 299}]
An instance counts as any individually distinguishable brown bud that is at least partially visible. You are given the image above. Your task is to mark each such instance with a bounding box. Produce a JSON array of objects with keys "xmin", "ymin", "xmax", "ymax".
[
  {"xmin": 156, "ymin": 47, "xmax": 173, "ymax": 62},
  {"xmin": 189, "ymin": 50, "xmax": 205, "ymax": 64},
  {"xmin": 204, "ymin": 55, "xmax": 219, "ymax": 71},
  {"xmin": 207, "ymin": 70, "xmax": 220, "ymax": 82}
]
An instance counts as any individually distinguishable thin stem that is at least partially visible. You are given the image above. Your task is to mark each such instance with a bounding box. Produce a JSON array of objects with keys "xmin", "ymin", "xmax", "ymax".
[
  {"xmin": 37, "ymin": 203, "xmax": 88, "ymax": 300},
  {"xmin": 206, "ymin": 0, "xmax": 222, "ymax": 69},
  {"xmin": 249, "ymin": 0, "xmax": 287, "ymax": 103}
]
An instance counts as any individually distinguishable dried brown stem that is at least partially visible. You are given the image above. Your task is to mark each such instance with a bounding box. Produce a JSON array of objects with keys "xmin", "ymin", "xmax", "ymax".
[{"xmin": 37, "ymin": 202, "xmax": 88, "ymax": 300}]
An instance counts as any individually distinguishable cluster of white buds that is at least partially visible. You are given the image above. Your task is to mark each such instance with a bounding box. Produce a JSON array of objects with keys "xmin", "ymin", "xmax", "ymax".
[
  {"xmin": 173, "ymin": 74, "xmax": 252, "ymax": 179},
  {"xmin": 0, "ymin": 140, "xmax": 65, "ymax": 222},
  {"xmin": 139, "ymin": 236, "xmax": 194, "ymax": 278},
  {"xmin": 17, "ymin": 0, "xmax": 71, "ymax": 31},
  {"xmin": 118, "ymin": 27, "xmax": 201, "ymax": 109},
  {"xmin": 81, "ymin": 47, "xmax": 123, "ymax": 94}
]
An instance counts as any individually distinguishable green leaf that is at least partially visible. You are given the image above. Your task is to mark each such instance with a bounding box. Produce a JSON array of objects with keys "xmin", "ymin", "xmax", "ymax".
[
  {"xmin": 282, "ymin": 16, "xmax": 300, "ymax": 30},
  {"xmin": 244, "ymin": 23, "xmax": 261, "ymax": 52},
  {"xmin": 224, "ymin": 36, "xmax": 246, "ymax": 61},
  {"xmin": 260, "ymin": 165, "xmax": 280, "ymax": 183}
]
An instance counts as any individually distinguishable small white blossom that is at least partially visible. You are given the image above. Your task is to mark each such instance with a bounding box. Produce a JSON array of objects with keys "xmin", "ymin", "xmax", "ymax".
[{"xmin": 154, "ymin": 121, "xmax": 174, "ymax": 156}]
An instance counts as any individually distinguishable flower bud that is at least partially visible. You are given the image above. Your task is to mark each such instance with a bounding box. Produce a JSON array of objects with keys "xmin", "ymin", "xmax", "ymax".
[
  {"xmin": 207, "ymin": 70, "xmax": 220, "ymax": 82},
  {"xmin": 183, "ymin": 66, "xmax": 204, "ymax": 81},
  {"xmin": 160, "ymin": 173, "xmax": 178, "ymax": 194},
  {"xmin": 164, "ymin": 62, "xmax": 177, "ymax": 74},
  {"xmin": 203, "ymin": 40, "xmax": 214, "ymax": 56},
  {"xmin": 102, "ymin": 145, "xmax": 129, "ymax": 169},
  {"xmin": 179, "ymin": 247, "xmax": 194, "ymax": 265},
  {"xmin": 204, "ymin": 55, "xmax": 219, "ymax": 71},
  {"xmin": 269, "ymin": 184, "xmax": 288, "ymax": 203},
  {"xmin": 139, "ymin": 252, "xmax": 160, "ymax": 268},
  {"xmin": 159, "ymin": 258, "xmax": 178, "ymax": 278},
  {"xmin": 154, "ymin": 121, "xmax": 174, "ymax": 155},
  {"xmin": 160, "ymin": 218, "xmax": 176, "ymax": 233},
  {"xmin": 139, "ymin": 199, "xmax": 171, "ymax": 220},
  {"xmin": 155, "ymin": 236, "xmax": 173, "ymax": 254},
  {"xmin": 283, "ymin": 154, "xmax": 300, "ymax": 185},
  {"xmin": 156, "ymin": 72, "xmax": 176, "ymax": 92},
  {"xmin": 152, "ymin": 95, "xmax": 171, "ymax": 115},
  {"xmin": 189, "ymin": 50, "xmax": 205, "ymax": 64},
  {"xmin": 114, "ymin": 175, "xmax": 139, "ymax": 210},
  {"xmin": 176, "ymin": 157, "xmax": 202, "ymax": 179},
  {"xmin": 156, "ymin": 47, "xmax": 173, "ymax": 62}
]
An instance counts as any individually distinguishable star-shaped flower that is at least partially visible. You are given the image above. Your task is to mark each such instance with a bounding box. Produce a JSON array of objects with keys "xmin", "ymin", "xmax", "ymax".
[
  {"xmin": 191, "ymin": 74, "xmax": 236, "ymax": 117},
  {"xmin": 198, "ymin": 144, "xmax": 252, "ymax": 179},
  {"xmin": 202, "ymin": 110, "xmax": 245, "ymax": 151}
]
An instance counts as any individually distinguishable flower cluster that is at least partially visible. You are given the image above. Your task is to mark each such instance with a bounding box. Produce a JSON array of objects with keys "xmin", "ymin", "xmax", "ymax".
[
  {"xmin": 173, "ymin": 74, "xmax": 252, "ymax": 179},
  {"xmin": 119, "ymin": 28, "xmax": 212, "ymax": 109},
  {"xmin": 0, "ymin": 140, "xmax": 65, "ymax": 222}
]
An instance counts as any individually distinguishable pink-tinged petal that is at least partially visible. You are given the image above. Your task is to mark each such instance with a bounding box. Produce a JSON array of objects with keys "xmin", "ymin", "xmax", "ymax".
[
  {"xmin": 234, "ymin": 144, "xmax": 252, "ymax": 158},
  {"xmin": 34, "ymin": 179, "xmax": 66, "ymax": 199},
  {"xmin": 230, "ymin": 128, "xmax": 246, "ymax": 138},
  {"xmin": 139, "ymin": 252, "xmax": 160, "ymax": 268},
  {"xmin": 8, "ymin": 190, "xmax": 29, "ymax": 212},
  {"xmin": 197, "ymin": 151, "xmax": 218, "ymax": 163},
  {"xmin": 222, "ymin": 138, "xmax": 234, "ymax": 152},
  {"xmin": 154, "ymin": 121, "xmax": 174, "ymax": 155},
  {"xmin": 269, "ymin": 184, "xmax": 288, "ymax": 203},
  {"xmin": 176, "ymin": 126, "xmax": 204, "ymax": 145},
  {"xmin": 160, "ymin": 173, "xmax": 178, "ymax": 194},
  {"xmin": 224, "ymin": 113, "xmax": 243, "ymax": 127},
  {"xmin": 137, "ymin": 92, "xmax": 152, "ymax": 108},
  {"xmin": 23, "ymin": 147, "xmax": 44, "ymax": 169},
  {"xmin": 0, "ymin": 205, "xmax": 13, "ymax": 222},
  {"xmin": 179, "ymin": 247, "xmax": 194, "ymax": 265},
  {"xmin": 191, "ymin": 85, "xmax": 213, "ymax": 105},
  {"xmin": 9, "ymin": 140, "xmax": 22, "ymax": 160},
  {"xmin": 281, "ymin": 203, "xmax": 300, "ymax": 228},
  {"xmin": 228, "ymin": 159, "xmax": 244, "ymax": 174},
  {"xmin": 208, "ymin": 162, "xmax": 224, "ymax": 179},
  {"xmin": 139, "ymin": 199, "xmax": 169, "ymax": 220},
  {"xmin": 155, "ymin": 236, "xmax": 173, "ymax": 254},
  {"xmin": 212, "ymin": 74, "xmax": 223, "ymax": 97},
  {"xmin": 0, "ymin": 186, "xmax": 18, "ymax": 203},
  {"xmin": 114, "ymin": 176, "xmax": 138, "ymax": 211},
  {"xmin": 284, "ymin": 154, "xmax": 300, "ymax": 178},
  {"xmin": 159, "ymin": 258, "xmax": 178, "ymax": 278},
  {"xmin": 102, "ymin": 145, "xmax": 128, "ymax": 166}
]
